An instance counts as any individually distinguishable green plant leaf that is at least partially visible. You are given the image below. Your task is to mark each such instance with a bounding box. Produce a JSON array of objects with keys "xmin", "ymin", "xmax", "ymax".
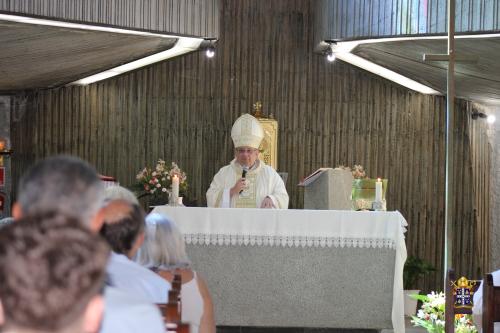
[
  {"xmin": 410, "ymin": 294, "xmax": 428, "ymax": 301},
  {"xmin": 404, "ymin": 255, "xmax": 436, "ymax": 289}
]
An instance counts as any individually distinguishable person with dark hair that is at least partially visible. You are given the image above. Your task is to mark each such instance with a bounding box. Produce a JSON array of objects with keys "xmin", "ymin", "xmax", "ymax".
[
  {"xmin": 11, "ymin": 155, "xmax": 167, "ymax": 333},
  {"xmin": 0, "ymin": 212, "xmax": 109, "ymax": 333},
  {"xmin": 100, "ymin": 200, "xmax": 170, "ymax": 303}
]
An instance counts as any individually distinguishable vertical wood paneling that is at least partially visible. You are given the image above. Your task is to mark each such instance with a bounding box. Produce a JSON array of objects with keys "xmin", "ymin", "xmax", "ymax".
[
  {"xmin": 316, "ymin": 0, "xmax": 500, "ymax": 41},
  {"xmin": 10, "ymin": 0, "xmax": 490, "ymax": 292},
  {"xmin": 0, "ymin": 0, "xmax": 219, "ymax": 37}
]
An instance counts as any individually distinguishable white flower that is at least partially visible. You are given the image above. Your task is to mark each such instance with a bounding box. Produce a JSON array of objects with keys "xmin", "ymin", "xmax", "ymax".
[
  {"xmin": 156, "ymin": 184, "xmax": 161, "ymax": 188},
  {"xmin": 412, "ymin": 290, "xmax": 477, "ymax": 333},
  {"xmin": 162, "ymin": 188, "xmax": 167, "ymax": 192},
  {"xmin": 435, "ymin": 319, "xmax": 445, "ymax": 327},
  {"xmin": 152, "ymin": 171, "xmax": 157, "ymax": 176}
]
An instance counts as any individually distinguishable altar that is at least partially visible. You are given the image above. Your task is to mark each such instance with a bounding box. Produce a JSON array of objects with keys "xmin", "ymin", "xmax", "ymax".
[{"xmin": 151, "ymin": 207, "xmax": 408, "ymax": 332}]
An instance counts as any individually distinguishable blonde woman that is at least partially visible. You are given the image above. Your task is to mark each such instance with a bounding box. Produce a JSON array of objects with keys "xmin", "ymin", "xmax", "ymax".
[{"xmin": 135, "ymin": 213, "xmax": 215, "ymax": 333}]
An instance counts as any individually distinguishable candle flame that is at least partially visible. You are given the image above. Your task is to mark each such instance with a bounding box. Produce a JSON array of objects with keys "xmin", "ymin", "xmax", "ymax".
[{"xmin": 377, "ymin": 178, "xmax": 381, "ymax": 182}]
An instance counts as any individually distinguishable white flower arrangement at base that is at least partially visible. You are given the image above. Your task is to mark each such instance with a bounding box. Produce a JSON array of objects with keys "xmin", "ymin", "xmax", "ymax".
[{"xmin": 410, "ymin": 291, "xmax": 477, "ymax": 333}]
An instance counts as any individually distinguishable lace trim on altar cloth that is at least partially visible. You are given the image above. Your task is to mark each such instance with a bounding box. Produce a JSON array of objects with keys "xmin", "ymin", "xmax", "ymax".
[{"xmin": 183, "ymin": 234, "xmax": 396, "ymax": 249}]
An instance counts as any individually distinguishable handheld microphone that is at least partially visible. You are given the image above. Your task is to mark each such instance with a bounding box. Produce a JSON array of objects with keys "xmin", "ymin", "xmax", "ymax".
[{"xmin": 240, "ymin": 167, "xmax": 248, "ymax": 194}]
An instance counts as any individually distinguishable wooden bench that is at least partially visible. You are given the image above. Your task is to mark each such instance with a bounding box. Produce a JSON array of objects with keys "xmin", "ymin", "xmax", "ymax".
[
  {"xmin": 157, "ymin": 274, "xmax": 190, "ymax": 333},
  {"xmin": 483, "ymin": 273, "xmax": 500, "ymax": 333}
]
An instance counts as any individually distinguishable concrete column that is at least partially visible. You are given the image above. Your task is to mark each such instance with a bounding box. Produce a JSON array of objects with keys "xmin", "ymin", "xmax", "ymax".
[{"xmin": 487, "ymin": 109, "xmax": 500, "ymax": 270}]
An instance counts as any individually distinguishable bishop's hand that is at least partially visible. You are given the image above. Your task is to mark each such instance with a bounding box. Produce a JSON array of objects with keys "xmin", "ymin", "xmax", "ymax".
[
  {"xmin": 230, "ymin": 178, "xmax": 247, "ymax": 198},
  {"xmin": 261, "ymin": 197, "xmax": 275, "ymax": 209}
]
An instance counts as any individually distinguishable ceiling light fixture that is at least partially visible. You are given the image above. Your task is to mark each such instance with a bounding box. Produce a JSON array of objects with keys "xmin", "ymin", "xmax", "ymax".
[
  {"xmin": 206, "ymin": 46, "xmax": 215, "ymax": 58},
  {"xmin": 334, "ymin": 52, "xmax": 441, "ymax": 95},
  {"xmin": 326, "ymin": 42, "xmax": 336, "ymax": 62},
  {"xmin": 69, "ymin": 38, "xmax": 202, "ymax": 85},
  {"xmin": 0, "ymin": 13, "xmax": 205, "ymax": 85},
  {"xmin": 334, "ymin": 32, "xmax": 500, "ymax": 53},
  {"xmin": 321, "ymin": 39, "xmax": 440, "ymax": 94},
  {"xmin": 326, "ymin": 49, "xmax": 336, "ymax": 62},
  {"xmin": 487, "ymin": 115, "xmax": 496, "ymax": 124},
  {"xmin": 0, "ymin": 13, "xmax": 178, "ymax": 39},
  {"xmin": 324, "ymin": 32, "xmax": 500, "ymax": 95}
]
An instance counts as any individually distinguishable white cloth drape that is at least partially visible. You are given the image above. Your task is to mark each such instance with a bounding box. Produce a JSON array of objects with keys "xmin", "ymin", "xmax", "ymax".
[{"xmin": 152, "ymin": 206, "xmax": 407, "ymax": 333}]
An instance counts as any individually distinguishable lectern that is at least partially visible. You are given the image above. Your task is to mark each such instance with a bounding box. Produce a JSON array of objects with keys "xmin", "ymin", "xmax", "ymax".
[{"xmin": 302, "ymin": 168, "xmax": 353, "ymax": 210}]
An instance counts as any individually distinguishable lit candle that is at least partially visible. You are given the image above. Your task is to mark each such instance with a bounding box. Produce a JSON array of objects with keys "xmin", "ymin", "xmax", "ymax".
[
  {"xmin": 375, "ymin": 178, "xmax": 383, "ymax": 202},
  {"xmin": 172, "ymin": 175, "xmax": 179, "ymax": 199}
]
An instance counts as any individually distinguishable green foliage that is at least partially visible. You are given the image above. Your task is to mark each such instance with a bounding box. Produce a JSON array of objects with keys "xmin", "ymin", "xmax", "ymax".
[
  {"xmin": 404, "ymin": 255, "xmax": 436, "ymax": 289},
  {"xmin": 410, "ymin": 293, "xmax": 431, "ymax": 302}
]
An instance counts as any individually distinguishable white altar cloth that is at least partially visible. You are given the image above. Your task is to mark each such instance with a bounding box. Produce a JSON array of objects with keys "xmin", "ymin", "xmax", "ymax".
[{"xmin": 152, "ymin": 207, "xmax": 408, "ymax": 332}]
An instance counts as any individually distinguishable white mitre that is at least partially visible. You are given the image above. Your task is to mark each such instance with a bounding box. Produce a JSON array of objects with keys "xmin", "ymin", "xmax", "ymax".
[{"xmin": 231, "ymin": 113, "xmax": 264, "ymax": 149}]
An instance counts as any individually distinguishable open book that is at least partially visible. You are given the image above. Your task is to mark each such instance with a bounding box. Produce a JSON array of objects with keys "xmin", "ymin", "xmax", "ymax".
[{"xmin": 298, "ymin": 168, "xmax": 332, "ymax": 187}]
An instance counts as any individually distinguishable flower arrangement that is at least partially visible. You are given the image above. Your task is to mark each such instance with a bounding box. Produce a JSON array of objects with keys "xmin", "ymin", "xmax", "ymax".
[
  {"xmin": 411, "ymin": 292, "xmax": 477, "ymax": 333},
  {"xmin": 351, "ymin": 165, "xmax": 367, "ymax": 179},
  {"xmin": 134, "ymin": 159, "xmax": 188, "ymax": 200},
  {"xmin": 336, "ymin": 165, "xmax": 367, "ymax": 179}
]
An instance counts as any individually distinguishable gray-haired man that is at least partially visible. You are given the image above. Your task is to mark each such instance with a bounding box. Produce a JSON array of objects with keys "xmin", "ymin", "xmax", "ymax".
[{"xmin": 11, "ymin": 155, "xmax": 167, "ymax": 333}]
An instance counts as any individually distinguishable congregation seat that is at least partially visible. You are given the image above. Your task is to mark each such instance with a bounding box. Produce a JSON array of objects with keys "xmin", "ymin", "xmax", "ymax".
[
  {"xmin": 99, "ymin": 175, "xmax": 118, "ymax": 188},
  {"xmin": 157, "ymin": 274, "xmax": 190, "ymax": 333},
  {"xmin": 483, "ymin": 273, "xmax": 500, "ymax": 333}
]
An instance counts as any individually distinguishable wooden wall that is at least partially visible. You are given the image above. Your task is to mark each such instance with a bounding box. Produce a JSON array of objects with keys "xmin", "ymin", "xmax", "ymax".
[
  {"xmin": 463, "ymin": 101, "xmax": 491, "ymax": 278},
  {"xmin": 0, "ymin": 0, "xmax": 219, "ymax": 37},
  {"xmin": 10, "ymin": 0, "xmax": 490, "ymax": 291},
  {"xmin": 315, "ymin": 0, "xmax": 500, "ymax": 41}
]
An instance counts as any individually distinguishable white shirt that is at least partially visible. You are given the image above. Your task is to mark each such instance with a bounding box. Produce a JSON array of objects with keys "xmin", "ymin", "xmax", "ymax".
[
  {"xmin": 107, "ymin": 252, "xmax": 171, "ymax": 303},
  {"xmin": 101, "ymin": 286, "xmax": 166, "ymax": 333},
  {"xmin": 181, "ymin": 272, "xmax": 204, "ymax": 333},
  {"xmin": 472, "ymin": 269, "xmax": 500, "ymax": 332}
]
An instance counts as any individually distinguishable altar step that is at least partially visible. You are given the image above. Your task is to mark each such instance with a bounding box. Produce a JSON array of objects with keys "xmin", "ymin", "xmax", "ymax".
[
  {"xmin": 217, "ymin": 318, "xmax": 426, "ymax": 333},
  {"xmin": 217, "ymin": 327, "xmax": 378, "ymax": 333},
  {"xmin": 379, "ymin": 317, "xmax": 426, "ymax": 333}
]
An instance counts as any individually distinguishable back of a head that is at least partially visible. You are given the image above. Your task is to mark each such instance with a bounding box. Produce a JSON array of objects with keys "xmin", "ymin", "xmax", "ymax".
[
  {"xmin": 136, "ymin": 213, "xmax": 190, "ymax": 269},
  {"xmin": 0, "ymin": 217, "xmax": 14, "ymax": 228},
  {"xmin": 0, "ymin": 212, "xmax": 110, "ymax": 332},
  {"xmin": 17, "ymin": 155, "xmax": 104, "ymax": 226},
  {"xmin": 104, "ymin": 185, "xmax": 139, "ymax": 205},
  {"xmin": 99, "ymin": 200, "xmax": 145, "ymax": 255}
]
